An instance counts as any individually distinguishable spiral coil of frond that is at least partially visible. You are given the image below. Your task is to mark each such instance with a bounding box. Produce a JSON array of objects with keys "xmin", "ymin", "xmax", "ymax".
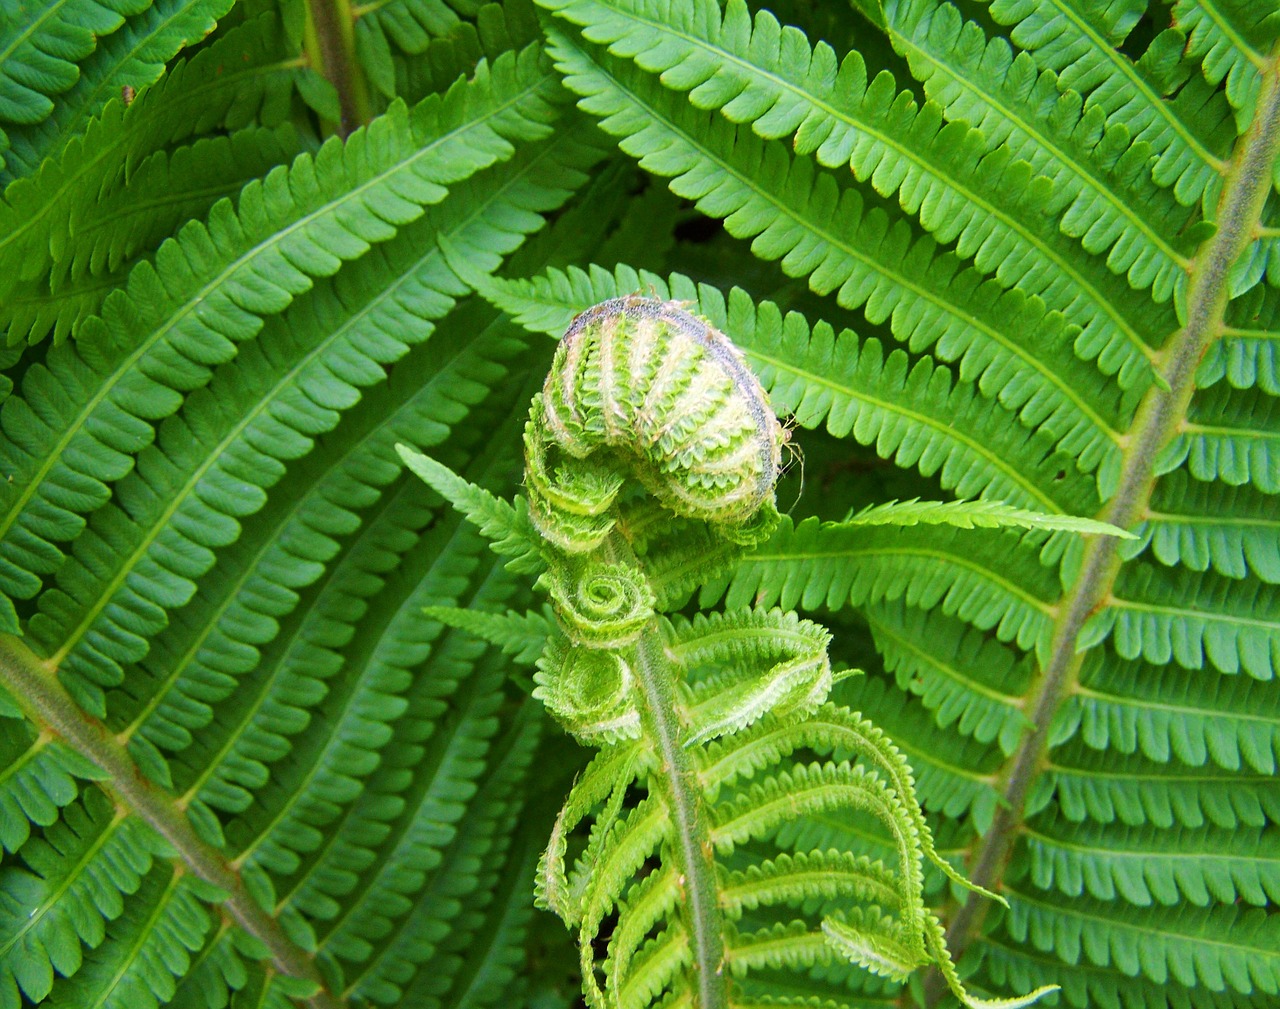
[{"xmin": 400, "ymin": 297, "xmax": 1057, "ymax": 1009}]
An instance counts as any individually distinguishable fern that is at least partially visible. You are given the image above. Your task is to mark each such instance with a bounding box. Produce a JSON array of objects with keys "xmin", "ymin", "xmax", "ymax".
[
  {"xmin": 0, "ymin": 2, "xmax": 1277, "ymax": 1009},
  {"xmin": 399, "ymin": 294, "xmax": 1090, "ymax": 1007}
]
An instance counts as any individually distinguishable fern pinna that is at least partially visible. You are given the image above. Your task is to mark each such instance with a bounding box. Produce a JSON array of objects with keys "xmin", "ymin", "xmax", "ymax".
[{"xmin": 398, "ymin": 296, "xmax": 1060, "ymax": 1009}]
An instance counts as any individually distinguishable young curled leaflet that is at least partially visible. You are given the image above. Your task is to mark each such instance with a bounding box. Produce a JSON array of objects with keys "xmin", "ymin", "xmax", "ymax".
[{"xmin": 398, "ymin": 296, "xmax": 1058, "ymax": 1009}]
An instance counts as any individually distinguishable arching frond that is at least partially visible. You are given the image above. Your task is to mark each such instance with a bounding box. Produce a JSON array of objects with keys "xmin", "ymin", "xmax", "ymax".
[
  {"xmin": 983, "ymin": 0, "xmax": 1234, "ymax": 204},
  {"xmin": 0, "ymin": 45, "xmax": 563, "ymax": 636},
  {"xmin": 1173, "ymin": 0, "xmax": 1280, "ymax": 132},
  {"xmin": 0, "ymin": 0, "xmax": 235, "ymax": 185},
  {"xmin": 883, "ymin": 0, "xmax": 1200, "ymax": 294}
]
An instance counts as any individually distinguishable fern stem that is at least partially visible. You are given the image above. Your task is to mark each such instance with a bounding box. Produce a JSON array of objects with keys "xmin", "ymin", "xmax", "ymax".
[
  {"xmin": 921, "ymin": 42, "xmax": 1280, "ymax": 1006},
  {"xmin": 632, "ymin": 626, "xmax": 729, "ymax": 1009},
  {"xmin": 0, "ymin": 634, "xmax": 343, "ymax": 1009},
  {"xmin": 306, "ymin": 0, "xmax": 369, "ymax": 136}
]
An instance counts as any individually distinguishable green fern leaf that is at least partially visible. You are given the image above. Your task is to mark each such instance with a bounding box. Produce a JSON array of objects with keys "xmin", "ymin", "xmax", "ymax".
[
  {"xmin": 0, "ymin": 0, "xmax": 148, "ymax": 127},
  {"xmin": 882, "ymin": 0, "xmax": 1201, "ymax": 295},
  {"xmin": 1060, "ymin": 652, "xmax": 1280, "ymax": 773},
  {"xmin": 1141, "ymin": 471, "xmax": 1280, "ymax": 583},
  {"xmin": 0, "ymin": 789, "xmax": 167, "ymax": 1008},
  {"xmin": 0, "ymin": 46, "xmax": 563, "ymax": 636},
  {"xmin": 1024, "ymin": 808, "xmax": 1280, "ymax": 907},
  {"xmin": 422, "ymin": 604, "xmax": 554, "ymax": 664},
  {"xmin": 0, "ymin": 0, "xmax": 234, "ymax": 184},
  {"xmin": 1173, "ymin": 0, "xmax": 1280, "ymax": 132},
  {"xmin": 705, "ymin": 517, "xmax": 1059, "ymax": 655},
  {"xmin": 866, "ymin": 600, "xmax": 1034, "ymax": 756},
  {"xmin": 1004, "ymin": 892, "xmax": 1279, "ymax": 993},
  {"xmin": 542, "ymin": 0, "xmax": 1187, "ymax": 364},
  {"xmin": 985, "ymin": 0, "xmax": 1235, "ymax": 204}
]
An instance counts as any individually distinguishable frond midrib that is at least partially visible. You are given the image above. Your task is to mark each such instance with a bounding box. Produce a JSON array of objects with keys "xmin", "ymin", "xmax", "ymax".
[
  {"xmin": 0, "ymin": 634, "xmax": 339, "ymax": 1006},
  {"xmin": 930, "ymin": 33, "xmax": 1280, "ymax": 981}
]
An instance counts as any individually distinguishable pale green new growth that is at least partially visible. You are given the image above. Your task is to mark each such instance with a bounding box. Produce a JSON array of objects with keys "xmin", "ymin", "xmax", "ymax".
[{"xmin": 402, "ymin": 297, "xmax": 1060, "ymax": 1009}]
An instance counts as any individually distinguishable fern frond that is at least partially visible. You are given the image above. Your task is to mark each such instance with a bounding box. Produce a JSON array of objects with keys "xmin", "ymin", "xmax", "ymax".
[
  {"xmin": 840, "ymin": 498, "xmax": 1131, "ymax": 537},
  {"xmin": 0, "ymin": 11, "xmax": 299, "ymax": 344},
  {"xmin": 866, "ymin": 600, "xmax": 1034, "ymax": 756},
  {"xmin": 407, "ymin": 801, "xmax": 547, "ymax": 1009},
  {"xmin": 1044, "ymin": 742, "xmax": 1280, "ymax": 829},
  {"xmin": 112, "ymin": 293, "xmax": 536, "ymax": 770},
  {"xmin": 1004, "ymin": 889, "xmax": 1279, "ymax": 994},
  {"xmin": 705, "ymin": 518, "xmax": 1059, "ymax": 655},
  {"xmin": 1141, "ymin": 471, "xmax": 1280, "ymax": 583},
  {"xmin": 883, "ymin": 0, "xmax": 1200, "ymax": 294},
  {"xmin": 5, "ymin": 124, "xmax": 300, "ymax": 346},
  {"xmin": 1, "ymin": 35, "xmax": 552, "ymax": 347},
  {"xmin": 985, "ymin": 0, "xmax": 1234, "ymax": 203},
  {"xmin": 0, "ymin": 0, "xmax": 235, "ymax": 185},
  {"xmin": 982, "ymin": 934, "xmax": 1276, "ymax": 1009},
  {"xmin": 0, "ymin": 789, "xmax": 165, "ymax": 1008},
  {"xmin": 542, "ymin": 0, "xmax": 1188, "ymax": 338},
  {"xmin": 301, "ymin": 595, "xmax": 541, "ymax": 1001},
  {"xmin": 398, "ymin": 447, "xmax": 545, "ymax": 573},
  {"xmin": 423, "ymin": 604, "xmax": 554, "ymax": 664},
  {"xmin": 0, "ymin": 48, "xmax": 562, "ymax": 636},
  {"xmin": 393, "ymin": 0, "xmax": 544, "ymax": 104},
  {"xmin": 1173, "ymin": 0, "xmax": 1280, "ymax": 132},
  {"xmin": 1175, "ymin": 382, "xmax": 1280, "ymax": 494},
  {"xmin": 1063, "ymin": 651, "xmax": 1280, "ymax": 773},
  {"xmin": 30, "ymin": 856, "xmax": 228, "ymax": 1009},
  {"xmin": 0, "ymin": 0, "xmax": 147, "ymax": 127},
  {"xmin": 1024, "ymin": 808, "xmax": 1280, "ymax": 907},
  {"xmin": 721, "ymin": 851, "xmax": 903, "ymax": 916},
  {"xmin": 1086, "ymin": 562, "xmax": 1280, "ymax": 680},
  {"xmin": 833, "ymin": 676, "xmax": 1005, "ymax": 831},
  {"xmin": 356, "ymin": 0, "xmax": 461, "ymax": 97},
  {"xmin": 0, "ymin": 729, "xmax": 107, "ymax": 852},
  {"xmin": 398, "ymin": 295, "xmax": 1056, "ymax": 1008}
]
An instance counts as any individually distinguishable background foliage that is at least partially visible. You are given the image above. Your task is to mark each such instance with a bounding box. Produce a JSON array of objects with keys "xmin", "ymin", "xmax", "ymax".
[{"xmin": 0, "ymin": 1, "xmax": 1277, "ymax": 1008}]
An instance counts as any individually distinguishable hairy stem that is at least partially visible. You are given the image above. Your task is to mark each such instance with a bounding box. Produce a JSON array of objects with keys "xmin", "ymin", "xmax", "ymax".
[
  {"xmin": 922, "ymin": 44, "xmax": 1280, "ymax": 1005},
  {"xmin": 633, "ymin": 627, "xmax": 728, "ymax": 1009},
  {"xmin": 0, "ymin": 635, "xmax": 342, "ymax": 1009},
  {"xmin": 305, "ymin": 0, "xmax": 369, "ymax": 136}
]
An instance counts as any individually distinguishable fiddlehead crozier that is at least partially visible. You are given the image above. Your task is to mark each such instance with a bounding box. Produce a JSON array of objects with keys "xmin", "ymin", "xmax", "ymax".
[{"xmin": 399, "ymin": 296, "xmax": 1055, "ymax": 1009}]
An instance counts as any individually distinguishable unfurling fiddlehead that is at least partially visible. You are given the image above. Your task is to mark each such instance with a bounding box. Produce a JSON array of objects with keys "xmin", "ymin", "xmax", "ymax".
[{"xmin": 398, "ymin": 297, "xmax": 1056, "ymax": 1009}]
